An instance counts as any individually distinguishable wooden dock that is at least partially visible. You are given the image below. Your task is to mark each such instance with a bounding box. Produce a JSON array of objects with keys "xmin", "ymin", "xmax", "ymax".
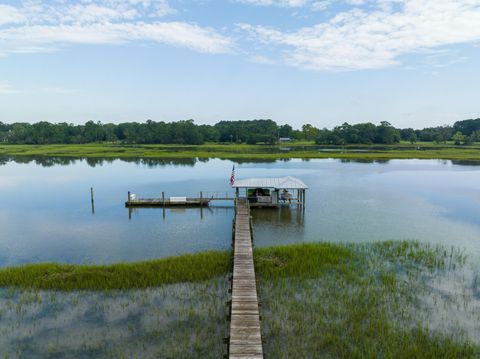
[
  {"xmin": 125, "ymin": 191, "xmax": 235, "ymax": 208},
  {"xmin": 228, "ymin": 199, "xmax": 263, "ymax": 359}
]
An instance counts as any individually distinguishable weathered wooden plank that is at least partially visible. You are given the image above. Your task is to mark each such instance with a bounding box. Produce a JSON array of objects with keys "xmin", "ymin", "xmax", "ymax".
[{"xmin": 229, "ymin": 199, "xmax": 263, "ymax": 359}]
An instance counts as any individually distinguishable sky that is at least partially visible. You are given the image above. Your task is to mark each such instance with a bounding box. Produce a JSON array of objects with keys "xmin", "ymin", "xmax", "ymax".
[{"xmin": 0, "ymin": 0, "xmax": 479, "ymax": 129}]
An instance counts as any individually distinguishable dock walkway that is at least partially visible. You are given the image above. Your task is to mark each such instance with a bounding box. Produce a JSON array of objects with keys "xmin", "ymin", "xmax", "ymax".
[{"xmin": 229, "ymin": 199, "xmax": 263, "ymax": 359}]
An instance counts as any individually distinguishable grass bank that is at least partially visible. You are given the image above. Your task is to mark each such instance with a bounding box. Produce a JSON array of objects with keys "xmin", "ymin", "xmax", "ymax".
[
  {"xmin": 1, "ymin": 142, "xmax": 480, "ymax": 161},
  {"xmin": 0, "ymin": 251, "xmax": 230, "ymax": 290}
]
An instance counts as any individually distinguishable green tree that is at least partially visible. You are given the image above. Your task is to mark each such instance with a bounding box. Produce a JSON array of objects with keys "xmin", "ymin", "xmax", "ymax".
[
  {"xmin": 375, "ymin": 121, "xmax": 400, "ymax": 144},
  {"xmin": 452, "ymin": 131, "xmax": 465, "ymax": 145},
  {"xmin": 302, "ymin": 124, "xmax": 320, "ymax": 141}
]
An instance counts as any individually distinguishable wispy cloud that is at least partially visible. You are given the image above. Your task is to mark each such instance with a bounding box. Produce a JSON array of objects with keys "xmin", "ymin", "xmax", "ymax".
[
  {"xmin": 234, "ymin": 0, "xmax": 309, "ymax": 7},
  {"xmin": 249, "ymin": 54, "xmax": 276, "ymax": 64},
  {"xmin": 0, "ymin": 82, "xmax": 22, "ymax": 95},
  {"xmin": 39, "ymin": 86, "xmax": 78, "ymax": 95},
  {"xmin": 0, "ymin": 4, "xmax": 25, "ymax": 25},
  {"xmin": 0, "ymin": 1, "xmax": 233, "ymax": 56},
  {"xmin": 239, "ymin": 0, "xmax": 480, "ymax": 71}
]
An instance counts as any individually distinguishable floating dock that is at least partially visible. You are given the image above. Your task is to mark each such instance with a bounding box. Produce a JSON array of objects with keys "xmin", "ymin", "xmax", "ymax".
[
  {"xmin": 125, "ymin": 192, "xmax": 213, "ymax": 207},
  {"xmin": 228, "ymin": 199, "xmax": 264, "ymax": 358}
]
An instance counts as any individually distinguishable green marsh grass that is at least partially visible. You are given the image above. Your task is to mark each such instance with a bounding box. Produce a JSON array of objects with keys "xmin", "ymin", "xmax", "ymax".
[
  {"xmin": 254, "ymin": 241, "xmax": 479, "ymax": 358},
  {"xmin": 0, "ymin": 241, "xmax": 478, "ymax": 357},
  {"xmin": 2, "ymin": 143, "xmax": 480, "ymax": 161},
  {"xmin": 0, "ymin": 277, "xmax": 229, "ymax": 358},
  {"xmin": 0, "ymin": 251, "xmax": 230, "ymax": 291}
]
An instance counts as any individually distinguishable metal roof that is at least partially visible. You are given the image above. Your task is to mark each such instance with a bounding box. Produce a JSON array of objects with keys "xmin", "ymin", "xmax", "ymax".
[{"xmin": 232, "ymin": 176, "xmax": 308, "ymax": 189}]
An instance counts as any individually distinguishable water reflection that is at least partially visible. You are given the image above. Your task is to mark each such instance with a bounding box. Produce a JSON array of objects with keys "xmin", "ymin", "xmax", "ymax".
[
  {"xmin": 0, "ymin": 277, "xmax": 228, "ymax": 358},
  {"xmin": 3, "ymin": 155, "xmax": 480, "ymax": 169},
  {"xmin": 0, "ymin": 155, "xmax": 284, "ymax": 167},
  {"xmin": 0, "ymin": 155, "xmax": 200, "ymax": 168},
  {"xmin": 1, "ymin": 158, "xmax": 480, "ymax": 265}
]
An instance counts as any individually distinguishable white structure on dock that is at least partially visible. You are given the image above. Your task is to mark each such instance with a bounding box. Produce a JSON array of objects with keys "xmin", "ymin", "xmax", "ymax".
[{"xmin": 232, "ymin": 176, "xmax": 308, "ymax": 207}]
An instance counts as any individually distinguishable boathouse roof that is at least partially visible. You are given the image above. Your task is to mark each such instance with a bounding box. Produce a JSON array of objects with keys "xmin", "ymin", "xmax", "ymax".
[{"xmin": 232, "ymin": 176, "xmax": 308, "ymax": 189}]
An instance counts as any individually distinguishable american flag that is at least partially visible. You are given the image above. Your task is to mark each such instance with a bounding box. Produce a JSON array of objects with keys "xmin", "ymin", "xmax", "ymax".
[{"xmin": 230, "ymin": 165, "xmax": 235, "ymax": 186}]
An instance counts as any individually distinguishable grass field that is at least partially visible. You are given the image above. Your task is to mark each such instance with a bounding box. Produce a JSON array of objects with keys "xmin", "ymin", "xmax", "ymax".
[{"xmin": 1, "ymin": 142, "xmax": 480, "ymax": 161}]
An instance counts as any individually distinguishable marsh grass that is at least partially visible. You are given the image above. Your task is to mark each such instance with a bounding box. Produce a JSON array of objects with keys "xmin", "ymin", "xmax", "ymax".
[
  {"xmin": 0, "ymin": 251, "xmax": 230, "ymax": 291},
  {"xmin": 254, "ymin": 241, "xmax": 479, "ymax": 358},
  {"xmin": 0, "ymin": 277, "xmax": 229, "ymax": 358},
  {"xmin": 1, "ymin": 143, "xmax": 480, "ymax": 161},
  {"xmin": 0, "ymin": 241, "xmax": 478, "ymax": 357}
]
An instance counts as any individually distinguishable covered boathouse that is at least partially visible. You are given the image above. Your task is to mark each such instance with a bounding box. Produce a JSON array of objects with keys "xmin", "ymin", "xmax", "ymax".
[{"xmin": 232, "ymin": 176, "xmax": 308, "ymax": 208}]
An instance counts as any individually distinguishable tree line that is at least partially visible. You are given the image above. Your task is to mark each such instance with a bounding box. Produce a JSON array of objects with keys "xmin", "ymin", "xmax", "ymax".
[{"xmin": 0, "ymin": 118, "xmax": 479, "ymax": 145}]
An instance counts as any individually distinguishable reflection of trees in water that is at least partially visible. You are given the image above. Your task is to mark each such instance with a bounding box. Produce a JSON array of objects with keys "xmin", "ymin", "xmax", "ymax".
[
  {"xmin": 2, "ymin": 155, "xmax": 479, "ymax": 168},
  {"xmin": 339, "ymin": 159, "xmax": 390, "ymax": 164},
  {"xmin": 0, "ymin": 156, "xmax": 198, "ymax": 168},
  {"xmin": 451, "ymin": 160, "xmax": 480, "ymax": 166}
]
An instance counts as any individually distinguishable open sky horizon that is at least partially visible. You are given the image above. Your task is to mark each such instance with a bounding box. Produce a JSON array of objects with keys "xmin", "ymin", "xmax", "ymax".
[{"xmin": 0, "ymin": 0, "xmax": 479, "ymax": 129}]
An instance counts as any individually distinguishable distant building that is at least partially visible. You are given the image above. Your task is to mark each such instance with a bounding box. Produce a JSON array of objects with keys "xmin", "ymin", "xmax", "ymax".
[{"xmin": 279, "ymin": 137, "xmax": 292, "ymax": 142}]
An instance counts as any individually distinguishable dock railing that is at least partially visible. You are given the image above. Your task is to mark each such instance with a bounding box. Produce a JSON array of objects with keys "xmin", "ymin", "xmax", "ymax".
[{"xmin": 200, "ymin": 191, "xmax": 236, "ymax": 201}]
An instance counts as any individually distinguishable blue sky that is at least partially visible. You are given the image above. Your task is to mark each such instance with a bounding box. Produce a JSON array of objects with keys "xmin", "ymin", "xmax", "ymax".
[{"xmin": 0, "ymin": 0, "xmax": 479, "ymax": 129}]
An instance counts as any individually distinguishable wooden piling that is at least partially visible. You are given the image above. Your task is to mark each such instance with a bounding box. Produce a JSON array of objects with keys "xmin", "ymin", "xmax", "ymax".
[{"xmin": 90, "ymin": 187, "xmax": 95, "ymax": 215}]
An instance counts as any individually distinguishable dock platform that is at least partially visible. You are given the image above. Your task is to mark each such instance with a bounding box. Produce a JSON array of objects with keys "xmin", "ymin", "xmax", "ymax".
[
  {"xmin": 228, "ymin": 199, "xmax": 263, "ymax": 358},
  {"xmin": 125, "ymin": 198, "xmax": 211, "ymax": 207}
]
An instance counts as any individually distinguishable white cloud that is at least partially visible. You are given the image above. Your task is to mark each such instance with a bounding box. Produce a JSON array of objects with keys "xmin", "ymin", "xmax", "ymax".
[
  {"xmin": 235, "ymin": 0, "xmax": 309, "ymax": 7},
  {"xmin": 0, "ymin": 82, "xmax": 22, "ymax": 95},
  {"xmin": 239, "ymin": 0, "xmax": 480, "ymax": 71},
  {"xmin": 0, "ymin": 4, "xmax": 25, "ymax": 25},
  {"xmin": 0, "ymin": 1, "xmax": 232, "ymax": 56},
  {"xmin": 40, "ymin": 86, "xmax": 78, "ymax": 95},
  {"xmin": 249, "ymin": 54, "xmax": 276, "ymax": 64},
  {"xmin": 311, "ymin": 1, "xmax": 333, "ymax": 11}
]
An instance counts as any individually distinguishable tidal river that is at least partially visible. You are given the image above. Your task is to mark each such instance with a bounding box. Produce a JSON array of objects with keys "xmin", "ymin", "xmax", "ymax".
[{"xmin": 1, "ymin": 156, "xmax": 480, "ymax": 266}]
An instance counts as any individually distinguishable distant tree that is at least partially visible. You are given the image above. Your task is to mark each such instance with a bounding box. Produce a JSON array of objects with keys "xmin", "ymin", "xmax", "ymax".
[
  {"xmin": 452, "ymin": 131, "xmax": 465, "ymax": 145},
  {"xmin": 278, "ymin": 124, "xmax": 293, "ymax": 138},
  {"xmin": 375, "ymin": 121, "xmax": 400, "ymax": 144},
  {"xmin": 315, "ymin": 128, "xmax": 332, "ymax": 144},
  {"xmin": 400, "ymin": 128, "xmax": 417, "ymax": 143},
  {"xmin": 302, "ymin": 124, "xmax": 320, "ymax": 141},
  {"xmin": 453, "ymin": 119, "xmax": 480, "ymax": 136}
]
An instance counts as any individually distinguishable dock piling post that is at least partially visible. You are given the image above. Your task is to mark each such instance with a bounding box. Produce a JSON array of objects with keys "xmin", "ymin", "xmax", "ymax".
[
  {"xmin": 162, "ymin": 192, "xmax": 165, "ymax": 207},
  {"xmin": 128, "ymin": 191, "xmax": 131, "ymax": 202},
  {"xmin": 91, "ymin": 187, "xmax": 95, "ymax": 215}
]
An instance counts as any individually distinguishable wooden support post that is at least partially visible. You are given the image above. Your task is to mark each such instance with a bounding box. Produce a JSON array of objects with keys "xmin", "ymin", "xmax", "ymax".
[
  {"xmin": 162, "ymin": 191, "xmax": 165, "ymax": 207},
  {"xmin": 128, "ymin": 191, "xmax": 131, "ymax": 202},
  {"xmin": 90, "ymin": 187, "xmax": 95, "ymax": 215}
]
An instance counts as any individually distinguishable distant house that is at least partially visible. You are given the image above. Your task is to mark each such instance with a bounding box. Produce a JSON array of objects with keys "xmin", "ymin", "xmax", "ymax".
[{"xmin": 279, "ymin": 137, "xmax": 292, "ymax": 142}]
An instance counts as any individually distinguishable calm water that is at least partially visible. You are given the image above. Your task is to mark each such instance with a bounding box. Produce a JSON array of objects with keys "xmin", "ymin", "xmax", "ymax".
[{"xmin": 1, "ymin": 156, "xmax": 480, "ymax": 266}]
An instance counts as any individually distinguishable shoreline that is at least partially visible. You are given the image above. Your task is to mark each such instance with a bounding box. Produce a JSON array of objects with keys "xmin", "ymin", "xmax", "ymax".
[{"xmin": 1, "ymin": 143, "xmax": 480, "ymax": 161}]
